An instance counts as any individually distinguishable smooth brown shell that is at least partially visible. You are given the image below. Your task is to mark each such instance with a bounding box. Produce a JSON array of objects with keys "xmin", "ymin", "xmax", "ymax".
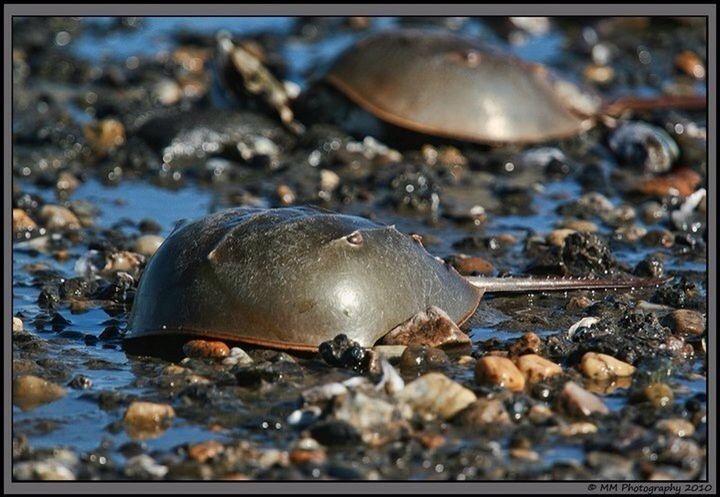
[
  {"xmin": 127, "ymin": 207, "xmax": 482, "ymax": 351},
  {"xmin": 325, "ymin": 29, "xmax": 598, "ymax": 144}
]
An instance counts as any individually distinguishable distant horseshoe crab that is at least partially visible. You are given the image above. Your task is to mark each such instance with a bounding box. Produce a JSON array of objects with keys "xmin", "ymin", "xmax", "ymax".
[
  {"xmin": 292, "ymin": 29, "xmax": 706, "ymax": 145},
  {"xmin": 126, "ymin": 207, "xmax": 661, "ymax": 352}
]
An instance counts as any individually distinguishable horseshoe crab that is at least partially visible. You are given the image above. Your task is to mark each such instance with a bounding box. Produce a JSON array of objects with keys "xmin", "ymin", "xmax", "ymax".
[
  {"xmin": 127, "ymin": 207, "xmax": 659, "ymax": 352},
  {"xmin": 300, "ymin": 29, "xmax": 705, "ymax": 145}
]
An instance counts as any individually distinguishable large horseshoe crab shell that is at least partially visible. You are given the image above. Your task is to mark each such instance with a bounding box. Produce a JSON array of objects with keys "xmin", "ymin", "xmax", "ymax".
[
  {"xmin": 323, "ymin": 29, "xmax": 601, "ymax": 144},
  {"xmin": 127, "ymin": 207, "xmax": 482, "ymax": 351}
]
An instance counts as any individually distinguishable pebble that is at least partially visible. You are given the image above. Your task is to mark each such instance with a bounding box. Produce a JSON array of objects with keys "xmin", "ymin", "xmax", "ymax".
[
  {"xmin": 445, "ymin": 254, "xmax": 494, "ymax": 276},
  {"xmin": 398, "ymin": 372, "xmax": 476, "ymax": 420},
  {"xmin": 379, "ymin": 306, "xmax": 471, "ymax": 348},
  {"xmin": 507, "ymin": 332, "xmax": 542, "ymax": 356},
  {"xmin": 559, "ymin": 219, "xmax": 599, "ymax": 233},
  {"xmin": 13, "ymin": 375, "xmax": 67, "ymax": 411},
  {"xmin": 547, "ymin": 228, "xmax": 577, "ymax": 248},
  {"xmin": 13, "ymin": 316, "xmax": 24, "ymax": 333},
  {"xmin": 631, "ymin": 167, "xmax": 702, "ymax": 198},
  {"xmin": 527, "ymin": 404, "xmax": 554, "ymax": 425},
  {"xmin": 656, "ymin": 418, "xmax": 695, "ymax": 438},
  {"xmin": 509, "ymin": 448, "xmax": 540, "ymax": 462},
  {"xmin": 398, "ymin": 345, "xmax": 449, "ymax": 374},
  {"xmin": 133, "ymin": 234, "xmax": 165, "ymax": 257},
  {"xmin": 374, "ymin": 356, "xmax": 404, "ymax": 396},
  {"xmin": 567, "ymin": 317, "xmax": 599, "ymax": 338},
  {"xmin": 12, "ymin": 208, "xmax": 37, "ymax": 235},
  {"xmin": 182, "ymin": 339, "xmax": 231, "ymax": 359},
  {"xmin": 453, "ymin": 398, "xmax": 512, "ymax": 428},
  {"xmin": 124, "ymin": 454, "xmax": 168, "ymax": 479},
  {"xmin": 566, "ymin": 295, "xmax": 593, "ymax": 311},
  {"xmin": 675, "ymin": 50, "xmax": 705, "ymax": 79},
  {"xmin": 123, "ymin": 401, "xmax": 176, "ymax": 431},
  {"xmin": 330, "ymin": 391, "xmax": 406, "ymax": 445},
  {"xmin": 221, "ymin": 347, "xmax": 254, "ymax": 366},
  {"xmin": 187, "ymin": 440, "xmax": 225, "ymax": 463},
  {"xmin": 84, "ymin": 118, "xmax": 126, "ymax": 154},
  {"xmin": 514, "ymin": 354, "xmax": 562, "ymax": 383},
  {"xmin": 665, "ymin": 309, "xmax": 705, "ymax": 336},
  {"xmin": 101, "ymin": 251, "xmax": 145, "ymax": 276},
  {"xmin": 474, "ymin": 356, "xmax": 526, "ymax": 392},
  {"xmin": 13, "ymin": 460, "xmax": 76, "ymax": 480},
  {"xmin": 644, "ymin": 383, "xmax": 674, "ymax": 409},
  {"xmin": 555, "ymin": 422, "xmax": 598, "ymax": 437},
  {"xmin": 38, "ymin": 205, "xmax": 81, "ymax": 231},
  {"xmin": 609, "ymin": 121, "xmax": 679, "ymax": 174},
  {"xmin": 557, "ymin": 381, "xmax": 609, "ymax": 417},
  {"xmin": 580, "ymin": 352, "xmax": 635, "ymax": 380}
]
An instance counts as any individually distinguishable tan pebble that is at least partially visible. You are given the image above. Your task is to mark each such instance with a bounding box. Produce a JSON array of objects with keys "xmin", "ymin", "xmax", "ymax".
[
  {"xmin": 558, "ymin": 381, "xmax": 609, "ymax": 417},
  {"xmin": 675, "ymin": 50, "xmax": 705, "ymax": 79},
  {"xmin": 656, "ymin": 418, "xmax": 695, "ymax": 438},
  {"xmin": 507, "ymin": 332, "xmax": 542, "ymax": 356},
  {"xmin": 475, "ymin": 356, "xmax": 526, "ymax": 392},
  {"xmin": 12, "ymin": 209, "xmax": 37, "ymax": 234},
  {"xmin": 188, "ymin": 440, "xmax": 225, "ymax": 463},
  {"xmin": 580, "ymin": 352, "xmax": 635, "ymax": 380},
  {"xmin": 398, "ymin": 372, "xmax": 477, "ymax": 420},
  {"xmin": 559, "ymin": 219, "xmax": 599, "ymax": 233},
  {"xmin": 52, "ymin": 250, "xmax": 71, "ymax": 262},
  {"xmin": 124, "ymin": 401, "xmax": 175, "ymax": 428},
  {"xmin": 457, "ymin": 355, "xmax": 474, "ymax": 366},
  {"xmin": 547, "ymin": 229, "xmax": 576, "ymax": 247},
  {"xmin": 162, "ymin": 365, "xmax": 188, "ymax": 375},
  {"xmin": 84, "ymin": 118, "xmax": 126, "ymax": 153},
  {"xmin": 13, "ymin": 317, "xmax": 24, "ymax": 333},
  {"xmin": 276, "ymin": 184, "xmax": 296, "ymax": 205},
  {"xmin": 666, "ymin": 309, "xmax": 705, "ymax": 336},
  {"xmin": 319, "ymin": 169, "xmax": 340, "ymax": 192},
  {"xmin": 134, "ymin": 235, "xmax": 165, "ymax": 257},
  {"xmin": 56, "ymin": 171, "xmax": 80, "ymax": 196},
  {"xmin": 514, "ymin": 354, "xmax": 562, "ymax": 383},
  {"xmin": 38, "ymin": 205, "xmax": 81, "ymax": 231},
  {"xmin": 584, "ymin": 64, "xmax": 615, "ymax": 84},
  {"xmin": 509, "ymin": 448, "xmax": 540, "ymax": 462},
  {"xmin": 182, "ymin": 339, "xmax": 231, "ymax": 359},
  {"xmin": 644, "ymin": 383, "xmax": 674, "ymax": 409},
  {"xmin": 13, "ymin": 375, "xmax": 67, "ymax": 411},
  {"xmin": 446, "ymin": 254, "xmax": 494, "ymax": 276},
  {"xmin": 614, "ymin": 225, "xmax": 647, "ymax": 243},
  {"xmin": 584, "ymin": 376, "xmax": 633, "ymax": 395}
]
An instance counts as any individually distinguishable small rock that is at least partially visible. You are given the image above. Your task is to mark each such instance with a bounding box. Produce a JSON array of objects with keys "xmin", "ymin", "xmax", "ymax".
[
  {"xmin": 580, "ymin": 352, "xmax": 635, "ymax": 380},
  {"xmin": 664, "ymin": 309, "xmax": 705, "ymax": 336},
  {"xmin": 675, "ymin": 50, "xmax": 705, "ymax": 79},
  {"xmin": 631, "ymin": 167, "xmax": 702, "ymax": 198},
  {"xmin": 12, "ymin": 208, "xmax": 37, "ymax": 235},
  {"xmin": 182, "ymin": 339, "xmax": 231, "ymax": 359},
  {"xmin": 609, "ymin": 121, "xmax": 679, "ymax": 174},
  {"xmin": 222, "ymin": 347, "xmax": 254, "ymax": 366},
  {"xmin": 13, "ymin": 461, "xmax": 76, "ymax": 480},
  {"xmin": 38, "ymin": 205, "xmax": 81, "ymax": 231},
  {"xmin": 13, "ymin": 375, "xmax": 67, "ymax": 411},
  {"xmin": 445, "ymin": 254, "xmax": 494, "ymax": 276},
  {"xmin": 124, "ymin": 454, "xmax": 168, "ymax": 479},
  {"xmin": 101, "ymin": 251, "xmax": 145, "ymax": 277},
  {"xmin": 559, "ymin": 219, "xmax": 599, "ymax": 233},
  {"xmin": 514, "ymin": 354, "xmax": 562, "ymax": 383},
  {"xmin": 507, "ymin": 332, "xmax": 542, "ymax": 356},
  {"xmin": 547, "ymin": 228, "xmax": 577, "ymax": 248},
  {"xmin": 68, "ymin": 375, "xmax": 93, "ymax": 390},
  {"xmin": 644, "ymin": 383, "xmax": 674, "ymax": 409},
  {"xmin": 319, "ymin": 334, "xmax": 369, "ymax": 372},
  {"xmin": 656, "ymin": 418, "xmax": 695, "ymax": 438},
  {"xmin": 555, "ymin": 421, "xmax": 599, "ymax": 437},
  {"xmin": 475, "ymin": 356, "xmax": 526, "ymax": 392},
  {"xmin": 187, "ymin": 440, "xmax": 224, "ymax": 463},
  {"xmin": 123, "ymin": 401, "xmax": 175, "ymax": 436},
  {"xmin": 453, "ymin": 398, "xmax": 512, "ymax": 428},
  {"xmin": 320, "ymin": 169, "xmax": 340, "ymax": 192},
  {"xmin": 379, "ymin": 306, "xmax": 471, "ymax": 348},
  {"xmin": 398, "ymin": 372, "xmax": 476, "ymax": 420},
  {"xmin": 417, "ymin": 433, "xmax": 446, "ymax": 449},
  {"xmin": 84, "ymin": 118, "xmax": 126, "ymax": 154},
  {"xmin": 330, "ymin": 391, "xmax": 406, "ymax": 445},
  {"xmin": 527, "ymin": 404, "xmax": 554, "ymax": 425},
  {"xmin": 509, "ymin": 448, "xmax": 539, "ymax": 462},
  {"xmin": 133, "ymin": 234, "xmax": 165, "ymax": 257},
  {"xmin": 13, "ymin": 316, "xmax": 24, "ymax": 333},
  {"xmin": 557, "ymin": 381, "xmax": 609, "ymax": 417},
  {"xmin": 398, "ymin": 345, "xmax": 449, "ymax": 374},
  {"xmin": 566, "ymin": 295, "xmax": 593, "ymax": 311}
]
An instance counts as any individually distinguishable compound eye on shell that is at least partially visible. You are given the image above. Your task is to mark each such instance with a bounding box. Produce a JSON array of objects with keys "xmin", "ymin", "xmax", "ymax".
[{"xmin": 345, "ymin": 230, "xmax": 364, "ymax": 246}]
